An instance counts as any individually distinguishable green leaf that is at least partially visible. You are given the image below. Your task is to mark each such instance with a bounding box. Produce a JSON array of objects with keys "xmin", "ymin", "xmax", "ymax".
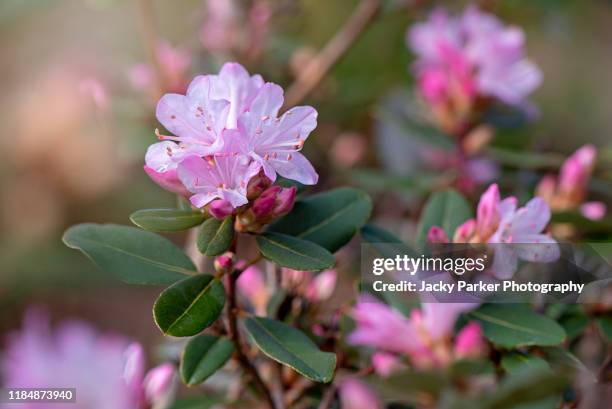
[
  {"xmin": 63, "ymin": 223, "xmax": 195, "ymax": 285},
  {"xmin": 268, "ymin": 188, "xmax": 372, "ymax": 252},
  {"xmin": 197, "ymin": 216, "xmax": 235, "ymax": 256},
  {"xmin": 470, "ymin": 305, "xmax": 566, "ymax": 348},
  {"xmin": 501, "ymin": 353, "xmax": 551, "ymax": 374},
  {"xmin": 130, "ymin": 209, "xmax": 206, "ymax": 232},
  {"xmin": 256, "ymin": 232, "xmax": 335, "ymax": 271},
  {"xmin": 180, "ymin": 334, "xmax": 234, "ymax": 385},
  {"xmin": 597, "ymin": 316, "xmax": 612, "ymax": 342},
  {"xmin": 244, "ymin": 317, "xmax": 336, "ymax": 383},
  {"xmin": 360, "ymin": 224, "xmax": 418, "ymax": 258},
  {"xmin": 153, "ymin": 274, "xmax": 225, "ymax": 337},
  {"xmin": 416, "ymin": 190, "xmax": 472, "ymax": 248}
]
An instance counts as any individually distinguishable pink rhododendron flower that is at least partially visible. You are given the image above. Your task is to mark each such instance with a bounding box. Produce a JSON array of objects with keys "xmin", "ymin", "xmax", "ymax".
[
  {"xmin": 1, "ymin": 310, "xmax": 175, "ymax": 409},
  {"xmin": 130, "ymin": 41, "xmax": 191, "ymax": 95},
  {"xmin": 144, "ymin": 62, "xmax": 318, "ymax": 211},
  {"xmin": 200, "ymin": 0, "xmax": 239, "ymax": 54},
  {"xmin": 305, "ymin": 269, "xmax": 338, "ymax": 302},
  {"xmin": 407, "ymin": 6, "xmax": 541, "ymax": 131},
  {"xmin": 454, "ymin": 322, "xmax": 485, "ymax": 359},
  {"xmin": 237, "ymin": 265, "xmax": 270, "ymax": 316},
  {"xmin": 580, "ymin": 201, "xmax": 606, "ymax": 221},
  {"xmin": 372, "ymin": 352, "xmax": 403, "ymax": 377},
  {"xmin": 349, "ymin": 296, "xmax": 481, "ymax": 369},
  {"xmin": 339, "ymin": 379, "xmax": 382, "ymax": 409}
]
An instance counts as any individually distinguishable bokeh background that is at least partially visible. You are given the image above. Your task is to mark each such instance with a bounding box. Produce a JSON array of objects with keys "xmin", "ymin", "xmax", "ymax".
[{"xmin": 1, "ymin": 0, "xmax": 611, "ymax": 361}]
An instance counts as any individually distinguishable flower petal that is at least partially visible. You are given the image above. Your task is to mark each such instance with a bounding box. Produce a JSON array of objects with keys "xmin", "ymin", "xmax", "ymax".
[{"xmin": 267, "ymin": 151, "xmax": 318, "ymax": 185}]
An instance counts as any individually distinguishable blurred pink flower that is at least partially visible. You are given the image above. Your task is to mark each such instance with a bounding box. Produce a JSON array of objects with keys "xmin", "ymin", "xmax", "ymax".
[
  {"xmin": 558, "ymin": 145, "xmax": 596, "ymax": 198},
  {"xmin": 372, "ymin": 352, "xmax": 403, "ymax": 377},
  {"xmin": 237, "ymin": 265, "xmax": 270, "ymax": 316},
  {"xmin": 200, "ymin": 0, "xmax": 239, "ymax": 54},
  {"xmin": 339, "ymin": 379, "xmax": 382, "ymax": 409},
  {"xmin": 408, "ymin": 6, "xmax": 541, "ymax": 108},
  {"xmin": 330, "ymin": 132, "xmax": 368, "ymax": 168},
  {"xmin": 130, "ymin": 41, "xmax": 191, "ymax": 95},
  {"xmin": 1, "ymin": 310, "xmax": 175, "ymax": 409},
  {"xmin": 580, "ymin": 201, "xmax": 606, "ymax": 221},
  {"xmin": 454, "ymin": 322, "xmax": 485, "ymax": 359},
  {"xmin": 348, "ymin": 296, "xmax": 481, "ymax": 369},
  {"xmin": 305, "ymin": 269, "xmax": 338, "ymax": 302}
]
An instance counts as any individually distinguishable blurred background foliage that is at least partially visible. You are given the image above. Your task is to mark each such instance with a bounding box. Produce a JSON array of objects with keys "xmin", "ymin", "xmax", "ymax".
[{"xmin": 0, "ymin": 0, "xmax": 611, "ymax": 349}]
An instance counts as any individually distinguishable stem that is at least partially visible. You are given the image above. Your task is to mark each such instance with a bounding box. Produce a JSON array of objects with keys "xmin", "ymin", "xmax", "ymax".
[
  {"xmin": 227, "ymin": 267, "xmax": 277, "ymax": 409},
  {"xmin": 283, "ymin": 0, "xmax": 383, "ymax": 108}
]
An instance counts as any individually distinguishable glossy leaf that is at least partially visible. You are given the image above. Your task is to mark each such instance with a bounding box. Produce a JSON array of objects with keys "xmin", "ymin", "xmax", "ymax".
[
  {"xmin": 181, "ymin": 334, "xmax": 234, "ymax": 385},
  {"xmin": 154, "ymin": 274, "xmax": 225, "ymax": 337},
  {"xmin": 63, "ymin": 223, "xmax": 195, "ymax": 285},
  {"xmin": 416, "ymin": 189, "xmax": 472, "ymax": 248},
  {"xmin": 501, "ymin": 353, "xmax": 551, "ymax": 374},
  {"xmin": 244, "ymin": 317, "xmax": 336, "ymax": 383},
  {"xmin": 470, "ymin": 305, "xmax": 566, "ymax": 348},
  {"xmin": 197, "ymin": 216, "xmax": 234, "ymax": 256},
  {"xmin": 268, "ymin": 188, "xmax": 372, "ymax": 252},
  {"xmin": 130, "ymin": 209, "xmax": 206, "ymax": 232},
  {"xmin": 256, "ymin": 232, "xmax": 334, "ymax": 271},
  {"xmin": 360, "ymin": 224, "xmax": 418, "ymax": 258}
]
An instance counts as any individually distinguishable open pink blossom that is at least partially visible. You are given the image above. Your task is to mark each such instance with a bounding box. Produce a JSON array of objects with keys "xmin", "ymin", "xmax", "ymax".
[
  {"xmin": 235, "ymin": 82, "xmax": 319, "ymax": 184},
  {"xmin": 339, "ymin": 379, "xmax": 382, "ymax": 409},
  {"xmin": 489, "ymin": 197, "xmax": 560, "ymax": 278},
  {"xmin": 177, "ymin": 135, "xmax": 261, "ymax": 209},
  {"xmin": 408, "ymin": 6, "xmax": 541, "ymax": 109}
]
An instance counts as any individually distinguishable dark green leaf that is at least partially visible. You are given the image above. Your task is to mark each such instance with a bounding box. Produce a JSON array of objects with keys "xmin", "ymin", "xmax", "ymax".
[
  {"xmin": 180, "ymin": 334, "xmax": 234, "ymax": 385},
  {"xmin": 416, "ymin": 190, "xmax": 472, "ymax": 248},
  {"xmin": 256, "ymin": 232, "xmax": 335, "ymax": 271},
  {"xmin": 197, "ymin": 216, "xmax": 234, "ymax": 256},
  {"xmin": 154, "ymin": 274, "xmax": 225, "ymax": 337},
  {"xmin": 130, "ymin": 209, "xmax": 206, "ymax": 232},
  {"xmin": 360, "ymin": 224, "xmax": 418, "ymax": 258},
  {"xmin": 501, "ymin": 353, "xmax": 551, "ymax": 374},
  {"xmin": 268, "ymin": 188, "xmax": 372, "ymax": 252},
  {"xmin": 244, "ymin": 317, "xmax": 336, "ymax": 383},
  {"xmin": 470, "ymin": 305, "xmax": 566, "ymax": 348},
  {"xmin": 63, "ymin": 223, "xmax": 195, "ymax": 285}
]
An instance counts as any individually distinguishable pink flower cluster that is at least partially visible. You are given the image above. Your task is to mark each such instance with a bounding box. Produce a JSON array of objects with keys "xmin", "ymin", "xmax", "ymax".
[
  {"xmin": 145, "ymin": 62, "xmax": 318, "ymax": 218},
  {"xmin": 1, "ymin": 310, "xmax": 174, "ymax": 409},
  {"xmin": 408, "ymin": 6, "xmax": 541, "ymax": 131},
  {"xmin": 348, "ymin": 295, "xmax": 484, "ymax": 372},
  {"xmin": 428, "ymin": 183, "xmax": 559, "ymax": 279},
  {"xmin": 537, "ymin": 145, "xmax": 606, "ymax": 221}
]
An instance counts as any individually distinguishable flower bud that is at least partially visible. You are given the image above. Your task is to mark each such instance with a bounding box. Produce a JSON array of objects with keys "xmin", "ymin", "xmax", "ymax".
[
  {"xmin": 536, "ymin": 174, "xmax": 557, "ymax": 204},
  {"xmin": 453, "ymin": 219, "xmax": 476, "ymax": 243},
  {"xmin": 372, "ymin": 352, "xmax": 402, "ymax": 377},
  {"xmin": 214, "ymin": 252, "xmax": 235, "ymax": 275},
  {"xmin": 252, "ymin": 186, "xmax": 280, "ymax": 218},
  {"xmin": 246, "ymin": 172, "xmax": 272, "ymax": 200},
  {"xmin": 143, "ymin": 363, "xmax": 175, "ymax": 406},
  {"xmin": 580, "ymin": 201, "xmax": 606, "ymax": 221},
  {"xmin": 144, "ymin": 166, "xmax": 190, "ymax": 198},
  {"xmin": 454, "ymin": 322, "xmax": 485, "ymax": 359},
  {"xmin": 123, "ymin": 343, "xmax": 145, "ymax": 391},
  {"xmin": 272, "ymin": 186, "xmax": 297, "ymax": 217},
  {"xmin": 305, "ymin": 269, "xmax": 337, "ymax": 302},
  {"xmin": 208, "ymin": 199, "xmax": 234, "ymax": 219},
  {"xmin": 476, "ymin": 184, "xmax": 500, "ymax": 239},
  {"xmin": 559, "ymin": 145, "xmax": 596, "ymax": 199},
  {"xmin": 427, "ymin": 226, "xmax": 449, "ymax": 244}
]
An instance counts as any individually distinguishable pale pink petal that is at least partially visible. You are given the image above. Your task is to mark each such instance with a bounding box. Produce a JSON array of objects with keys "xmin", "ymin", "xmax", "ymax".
[
  {"xmin": 339, "ymin": 379, "xmax": 382, "ymax": 409},
  {"xmin": 581, "ymin": 201, "xmax": 606, "ymax": 221},
  {"xmin": 454, "ymin": 322, "xmax": 484, "ymax": 359},
  {"xmin": 372, "ymin": 352, "xmax": 403, "ymax": 377},
  {"xmin": 421, "ymin": 300, "xmax": 476, "ymax": 341},
  {"xmin": 490, "ymin": 245, "xmax": 518, "ymax": 279},
  {"xmin": 512, "ymin": 235, "xmax": 560, "ymax": 263},
  {"xmin": 508, "ymin": 197, "xmax": 551, "ymax": 236},
  {"xmin": 267, "ymin": 151, "xmax": 318, "ymax": 185},
  {"xmin": 144, "ymin": 165, "xmax": 190, "ymax": 197}
]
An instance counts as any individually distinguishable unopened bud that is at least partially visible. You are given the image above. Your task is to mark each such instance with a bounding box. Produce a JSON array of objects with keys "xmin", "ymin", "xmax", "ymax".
[
  {"xmin": 427, "ymin": 226, "xmax": 449, "ymax": 244},
  {"xmin": 462, "ymin": 124, "xmax": 494, "ymax": 155},
  {"xmin": 536, "ymin": 174, "xmax": 557, "ymax": 204},
  {"xmin": 208, "ymin": 199, "xmax": 234, "ymax": 219},
  {"xmin": 454, "ymin": 322, "xmax": 485, "ymax": 359},
  {"xmin": 272, "ymin": 187, "xmax": 296, "ymax": 217},
  {"xmin": 252, "ymin": 186, "xmax": 280, "ymax": 218},
  {"xmin": 476, "ymin": 184, "xmax": 500, "ymax": 239},
  {"xmin": 453, "ymin": 219, "xmax": 476, "ymax": 243},
  {"xmin": 580, "ymin": 201, "xmax": 606, "ymax": 221},
  {"xmin": 143, "ymin": 363, "xmax": 175, "ymax": 405},
  {"xmin": 214, "ymin": 252, "xmax": 235, "ymax": 274},
  {"xmin": 559, "ymin": 145, "xmax": 596, "ymax": 198},
  {"xmin": 246, "ymin": 172, "xmax": 272, "ymax": 200}
]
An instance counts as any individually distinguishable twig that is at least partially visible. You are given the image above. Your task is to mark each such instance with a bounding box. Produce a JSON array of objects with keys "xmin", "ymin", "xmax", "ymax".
[
  {"xmin": 227, "ymin": 267, "xmax": 277, "ymax": 409},
  {"xmin": 283, "ymin": 0, "xmax": 383, "ymax": 108}
]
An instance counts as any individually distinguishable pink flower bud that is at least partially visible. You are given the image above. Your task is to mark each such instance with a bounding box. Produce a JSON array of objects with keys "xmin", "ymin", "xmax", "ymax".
[
  {"xmin": 454, "ymin": 322, "xmax": 484, "ymax": 359},
  {"xmin": 252, "ymin": 186, "xmax": 279, "ymax": 218},
  {"xmin": 339, "ymin": 379, "xmax": 382, "ymax": 409},
  {"xmin": 237, "ymin": 266, "xmax": 269, "ymax": 316},
  {"xmin": 559, "ymin": 145, "xmax": 596, "ymax": 196},
  {"xmin": 123, "ymin": 343, "xmax": 145, "ymax": 391},
  {"xmin": 246, "ymin": 172, "xmax": 272, "ymax": 200},
  {"xmin": 214, "ymin": 252, "xmax": 235, "ymax": 274},
  {"xmin": 144, "ymin": 166, "xmax": 190, "ymax": 198},
  {"xmin": 305, "ymin": 270, "xmax": 337, "ymax": 302},
  {"xmin": 536, "ymin": 174, "xmax": 557, "ymax": 203},
  {"xmin": 208, "ymin": 199, "xmax": 234, "ymax": 219},
  {"xmin": 143, "ymin": 363, "xmax": 175, "ymax": 405},
  {"xmin": 453, "ymin": 219, "xmax": 476, "ymax": 243},
  {"xmin": 476, "ymin": 184, "xmax": 501, "ymax": 239},
  {"xmin": 580, "ymin": 201, "xmax": 606, "ymax": 221},
  {"xmin": 427, "ymin": 225, "xmax": 449, "ymax": 244},
  {"xmin": 272, "ymin": 187, "xmax": 297, "ymax": 217},
  {"xmin": 372, "ymin": 352, "xmax": 402, "ymax": 377}
]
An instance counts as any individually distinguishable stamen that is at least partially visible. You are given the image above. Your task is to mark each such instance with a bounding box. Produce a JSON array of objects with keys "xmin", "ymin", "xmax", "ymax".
[
  {"xmin": 287, "ymin": 153, "xmax": 292, "ymax": 161},
  {"xmin": 261, "ymin": 115, "xmax": 269, "ymax": 121},
  {"xmin": 264, "ymin": 154, "xmax": 270, "ymax": 161}
]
